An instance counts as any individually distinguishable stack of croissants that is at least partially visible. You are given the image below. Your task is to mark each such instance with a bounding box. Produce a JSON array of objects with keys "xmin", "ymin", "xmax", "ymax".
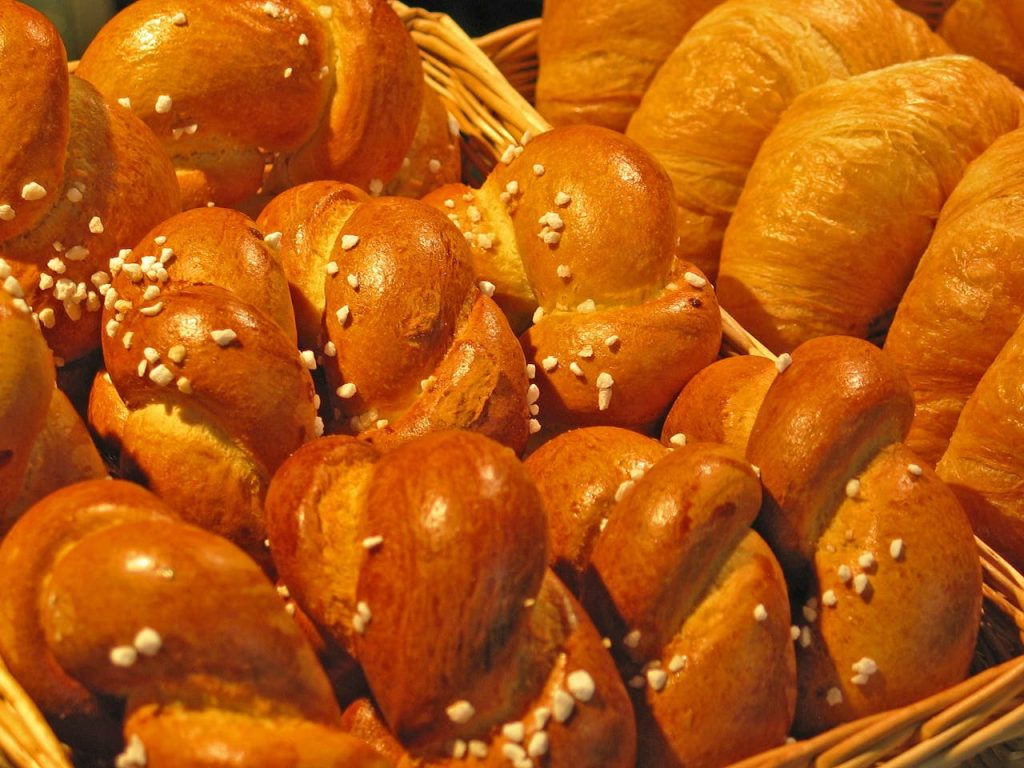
[{"xmin": 1, "ymin": 0, "xmax": 1023, "ymax": 765}]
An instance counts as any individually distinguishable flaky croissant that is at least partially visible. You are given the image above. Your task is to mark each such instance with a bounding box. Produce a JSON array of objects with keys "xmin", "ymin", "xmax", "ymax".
[
  {"xmin": 940, "ymin": 0, "xmax": 1024, "ymax": 86},
  {"xmin": 77, "ymin": 0, "xmax": 423, "ymax": 209},
  {"xmin": 625, "ymin": 0, "xmax": 947, "ymax": 280},
  {"xmin": 0, "ymin": 1, "xmax": 180, "ymax": 364},
  {"xmin": 266, "ymin": 431, "xmax": 637, "ymax": 766},
  {"xmin": 422, "ymin": 125, "xmax": 722, "ymax": 435},
  {"xmin": 938, "ymin": 321, "xmax": 1024, "ymax": 571},
  {"xmin": 0, "ymin": 479, "xmax": 392, "ymax": 766},
  {"xmin": 667, "ymin": 337, "xmax": 981, "ymax": 735},
  {"xmin": 717, "ymin": 54, "xmax": 1022, "ymax": 353},
  {"xmin": 0, "ymin": 283, "xmax": 105, "ymax": 533},
  {"xmin": 88, "ymin": 207, "xmax": 316, "ymax": 563},
  {"xmin": 526, "ymin": 428, "xmax": 795, "ymax": 767},
  {"xmin": 885, "ymin": 127, "xmax": 1024, "ymax": 465}
]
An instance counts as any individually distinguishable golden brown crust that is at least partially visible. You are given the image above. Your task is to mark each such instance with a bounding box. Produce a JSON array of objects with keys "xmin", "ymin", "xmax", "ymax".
[
  {"xmin": 885, "ymin": 127, "xmax": 1024, "ymax": 465},
  {"xmin": 423, "ymin": 126, "xmax": 722, "ymax": 434},
  {"xmin": 660, "ymin": 355, "xmax": 776, "ymax": 452},
  {"xmin": 321, "ymin": 197, "xmax": 530, "ymax": 453},
  {"xmin": 384, "ymin": 86, "xmax": 461, "ymax": 199},
  {"xmin": 746, "ymin": 336, "xmax": 981, "ymax": 733},
  {"xmin": 527, "ymin": 432, "xmax": 795, "ymax": 766},
  {"xmin": 267, "ymin": 431, "xmax": 636, "ymax": 765},
  {"xmin": 536, "ymin": 0, "xmax": 724, "ymax": 131},
  {"xmin": 78, "ymin": 0, "xmax": 422, "ymax": 208},
  {"xmin": 716, "ymin": 55, "xmax": 1022, "ymax": 353},
  {"xmin": 941, "ymin": 0, "xmax": 1024, "ymax": 86},
  {"xmin": 938, "ymin": 323, "xmax": 1024, "ymax": 571},
  {"xmin": 625, "ymin": 0, "xmax": 948, "ymax": 279}
]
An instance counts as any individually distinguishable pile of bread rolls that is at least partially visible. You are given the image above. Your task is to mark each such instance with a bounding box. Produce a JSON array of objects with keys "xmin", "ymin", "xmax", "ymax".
[{"xmin": 1, "ymin": 0, "xmax": 1023, "ymax": 766}]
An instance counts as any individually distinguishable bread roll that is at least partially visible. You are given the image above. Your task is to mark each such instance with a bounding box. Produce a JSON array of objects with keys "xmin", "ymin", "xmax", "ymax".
[
  {"xmin": 717, "ymin": 55, "xmax": 1022, "ymax": 352},
  {"xmin": 626, "ymin": 0, "xmax": 947, "ymax": 279},
  {"xmin": 885, "ymin": 127, "xmax": 1024, "ymax": 465}
]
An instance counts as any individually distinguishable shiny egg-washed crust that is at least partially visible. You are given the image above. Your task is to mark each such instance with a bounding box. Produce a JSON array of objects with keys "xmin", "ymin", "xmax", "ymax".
[
  {"xmin": 321, "ymin": 197, "xmax": 530, "ymax": 453},
  {"xmin": 90, "ymin": 208, "xmax": 315, "ymax": 561},
  {"xmin": 885, "ymin": 127, "xmax": 1024, "ymax": 465},
  {"xmin": 77, "ymin": 0, "xmax": 422, "ymax": 209},
  {"xmin": 660, "ymin": 355, "xmax": 777, "ymax": 454},
  {"xmin": 257, "ymin": 181, "xmax": 369, "ymax": 350},
  {"xmin": 383, "ymin": 86, "xmax": 462, "ymax": 199},
  {"xmin": 940, "ymin": 0, "xmax": 1024, "ymax": 87},
  {"xmin": 742, "ymin": 337, "xmax": 981, "ymax": 734},
  {"xmin": 536, "ymin": 0, "xmax": 724, "ymax": 132},
  {"xmin": 423, "ymin": 125, "xmax": 721, "ymax": 434},
  {"xmin": 0, "ymin": 3, "xmax": 180, "ymax": 363},
  {"xmin": 938, "ymin": 322, "xmax": 1024, "ymax": 571},
  {"xmin": 266, "ymin": 432, "xmax": 636, "ymax": 765},
  {"xmin": 526, "ymin": 429, "xmax": 795, "ymax": 766},
  {"xmin": 625, "ymin": 0, "xmax": 947, "ymax": 280},
  {"xmin": 0, "ymin": 289, "xmax": 105, "ymax": 533},
  {"xmin": 717, "ymin": 55, "xmax": 1023, "ymax": 353},
  {"xmin": 0, "ymin": 479, "xmax": 391, "ymax": 766}
]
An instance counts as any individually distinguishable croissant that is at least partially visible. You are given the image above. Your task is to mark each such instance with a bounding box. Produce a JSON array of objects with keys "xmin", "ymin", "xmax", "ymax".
[
  {"xmin": 885, "ymin": 127, "xmax": 1024, "ymax": 465},
  {"xmin": 940, "ymin": 0, "xmax": 1024, "ymax": 86},
  {"xmin": 716, "ymin": 54, "xmax": 1022, "ymax": 353},
  {"xmin": 0, "ymin": 1, "xmax": 180, "ymax": 364},
  {"xmin": 0, "ymin": 284, "xmax": 105, "ymax": 533},
  {"xmin": 667, "ymin": 337, "xmax": 981, "ymax": 734},
  {"xmin": 535, "ymin": 0, "xmax": 724, "ymax": 131},
  {"xmin": 0, "ymin": 478, "xmax": 392, "ymax": 766},
  {"xmin": 257, "ymin": 189, "xmax": 531, "ymax": 452},
  {"xmin": 525, "ymin": 427, "xmax": 795, "ymax": 767},
  {"xmin": 88, "ymin": 207, "xmax": 316, "ymax": 563},
  {"xmin": 422, "ymin": 125, "xmax": 722, "ymax": 435},
  {"xmin": 624, "ymin": 0, "xmax": 947, "ymax": 280},
  {"xmin": 266, "ymin": 431, "xmax": 637, "ymax": 766},
  {"xmin": 76, "ymin": 0, "xmax": 423, "ymax": 209},
  {"xmin": 938, "ymin": 321, "xmax": 1024, "ymax": 571}
]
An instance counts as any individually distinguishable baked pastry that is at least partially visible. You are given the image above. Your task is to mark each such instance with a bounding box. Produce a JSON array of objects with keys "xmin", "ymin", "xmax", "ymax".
[
  {"xmin": 536, "ymin": 0, "xmax": 724, "ymax": 131},
  {"xmin": 716, "ymin": 54, "xmax": 1022, "ymax": 353},
  {"xmin": 667, "ymin": 336, "xmax": 982, "ymax": 734},
  {"xmin": 88, "ymin": 207, "xmax": 316, "ymax": 563},
  {"xmin": 0, "ymin": 478, "xmax": 392, "ymax": 766},
  {"xmin": 266, "ymin": 431, "xmax": 637, "ymax": 766},
  {"xmin": 0, "ymin": 1, "xmax": 180, "ymax": 363},
  {"xmin": 625, "ymin": 0, "xmax": 947, "ymax": 279},
  {"xmin": 885, "ymin": 128, "xmax": 1024, "ymax": 465},
  {"xmin": 258, "ymin": 189, "xmax": 531, "ymax": 452},
  {"xmin": 0, "ymin": 283, "xmax": 105, "ymax": 533},
  {"xmin": 77, "ymin": 0, "xmax": 423, "ymax": 209},
  {"xmin": 940, "ymin": 0, "xmax": 1024, "ymax": 86},
  {"xmin": 938, "ymin": 321, "xmax": 1024, "ymax": 571},
  {"xmin": 525, "ymin": 427, "xmax": 796, "ymax": 767},
  {"xmin": 383, "ymin": 87, "xmax": 462, "ymax": 199},
  {"xmin": 422, "ymin": 125, "xmax": 722, "ymax": 435}
]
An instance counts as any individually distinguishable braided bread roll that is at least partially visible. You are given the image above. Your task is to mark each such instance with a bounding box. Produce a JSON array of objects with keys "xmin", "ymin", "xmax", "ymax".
[
  {"xmin": 0, "ymin": 284, "xmax": 105, "ymax": 533},
  {"xmin": 0, "ymin": 479, "xmax": 391, "ymax": 766},
  {"xmin": 422, "ymin": 125, "xmax": 721, "ymax": 435},
  {"xmin": 938, "ymin": 321, "xmax": 1024, "ymax": 570},
  {"xmin": 536, "ymin": 0, "xmax": 724, "ymax": 131},
  {"xmin": 717, "ymin": 55, "xmax": 1022, "ymax": 353},
  {"xmin": 625, "ymin": 0, "xmax": 946, "ymax": 280},
  {"xmin": 940, "ymin": 0, "xmax": 1024, "ymax": 86},
  {"xmin": 89, "ymin": 207, "xmax": 316, "ymax": 562},
  {"xmin": 525, "ymin": 428, "xmax": 795, "ymax": 767},
  {"xmin": 77, "ymin": 0, "xmax": 423, "ymax": 209},
  {"xmin": 885, "ymin": 127, "xmax": 1024, "ymax": 465},
  {"xmin": 0, "ymin": 1, "xmax": 180, "ymax": 363},
  {"xmin": 266, "ymin": 431, "xmax": 637, "ymax": 766},
  {"xmin": 671, "ymin": 338, "xmax": 981, "ymax": 734}
]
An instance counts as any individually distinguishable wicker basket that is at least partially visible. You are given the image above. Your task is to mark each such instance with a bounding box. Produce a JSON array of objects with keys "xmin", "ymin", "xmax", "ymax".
[{"xmin": 4, "ymin": 3, "xmax": 1018, "ymax": 767}]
